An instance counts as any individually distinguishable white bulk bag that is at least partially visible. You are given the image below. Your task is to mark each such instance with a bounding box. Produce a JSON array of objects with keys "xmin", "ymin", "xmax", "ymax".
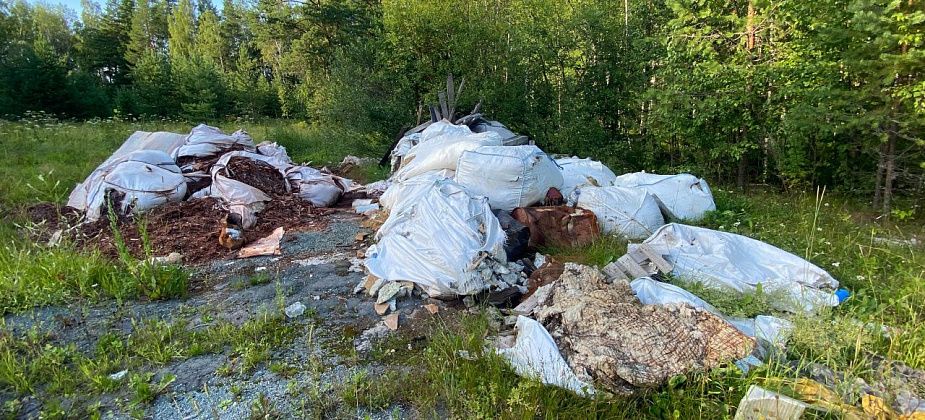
[
  {"xmin": 455, "ymin": 145, "xmax": 564, "ymax": 211},
  {"xmin": 68, "ymin": 131, "xmax": 188, "ymax": 211},
  {"xmin": 378, "ymin": 169, "xmax": 454, "ymax": 216},
  {"xmin": 197, "ymin": 151, "xmax": 291, "ymax": 228},
  {"xmin": 575, "ymin": 186, "xmax": 664, "ymax": 239},
  {"xmin": 392, "ymin": 122, "xmax": 502, "ymax": 181},
  {"xmin": 614, "ymin": 172, "xmax": 716, "ymax": 221},
  {"xmin": 77, "ymin": 150, "xmax": 187, "ymax": 221},
  {"xmin": 256, "ymin": 141, "xmax": 293, "ymax": 165},
  {"xmin": 496, "ymin": 316, "xmax": 594, "ymax": 396},
  {"xmin": 364, "ymin": 179, "xmax": 506, "ymax": 297},
  {"xmin": 637, "ymin": 223, "xmax": 841, "ymax": 313},
  {"xmin": 556, "ymin": 157, "xmax": 617, "ymax": 200},
  {"xmin": 173, "ymin": 124, "xmax": 255, "ymax": 164},
  {"xmin": 285, "ymin": 166, "xmax": 343, "ymax": 207}
]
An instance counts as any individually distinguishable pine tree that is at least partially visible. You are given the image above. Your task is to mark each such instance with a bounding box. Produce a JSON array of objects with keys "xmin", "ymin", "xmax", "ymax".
[
  {"xmin": 167, "ymin": 0, "xmax": 194, "ymax": 61},
  {"xmin": 125, "ymin": 0, "xmax": 153, "ymax": 66},
  {"xmin": 196, "ymin": 9, "xmax": 224, "ymax": 69}
]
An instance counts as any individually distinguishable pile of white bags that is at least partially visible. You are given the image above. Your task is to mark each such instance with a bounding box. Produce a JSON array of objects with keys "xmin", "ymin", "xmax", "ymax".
[
  {"xmin": 455, "ymin": 145, "xmax": 563, "ymax": 211},
  {"xmin": 364, "ymin": 178, "xmax": 506, "ymax": 297},
  {"xmin": 69, "ymin": 125, "xmax": 357, "ymax": 224},
  {"xmin": 613, "ymin": 172, "xmax": 716, "ymax": 221},
  {"xmin": 636, "ymin": 223, "xmax": 841, "ymax": 313},
  {"xmin": 556, "ymin": 157, "xmax": 617, "ymax": 200},
  {"xmin": 67, "ymin": 131, "xmax": 190, "ymax": 220},
  {"xmin": 391, "ymin": 122, "xmax": 502, "ymax": 181},
  {"xmin": 575, "ymin": 186, "xmax": 664, "ymax": 239}
]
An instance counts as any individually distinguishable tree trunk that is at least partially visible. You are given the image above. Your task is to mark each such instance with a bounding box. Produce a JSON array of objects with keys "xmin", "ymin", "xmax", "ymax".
[
  {"xmin": 882, "ymin": 127, "xmax": 897, "ymax": 218},
  {"xmin": 737, "ymin": 154, "xmax": 748, "ymax": 190},
  {"xmin": 873, "ymin": 142, "xmax": 885, "ymax": 208}
]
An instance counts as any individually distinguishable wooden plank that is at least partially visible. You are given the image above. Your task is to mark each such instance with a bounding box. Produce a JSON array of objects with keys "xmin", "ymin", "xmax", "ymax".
[
  {"xmin": 602, "ymin": 261, "xmax": 629, "ymax": 282},
  {"xmin": 638, "ymin": 244, "xmax": 673, "ymax": 273},
  {"xmin": 438, "ymin": 92, "xmax": 449, "ymax": 120},
  {"xmin": 446, "ymin": 74, "xmax": 455, "ymax": 118},
  {"xmin": 618, "ymin": 255, "xmax": 649, "ymax": 279}
]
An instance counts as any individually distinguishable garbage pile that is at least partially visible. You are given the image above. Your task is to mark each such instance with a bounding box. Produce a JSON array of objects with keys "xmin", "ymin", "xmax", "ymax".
[
  {"xmin": 62, "ymin": 124, "xmax": 359, "ymax": 261},
  {"xmin": 356, "ymin": 92, "xmax": 853, "ymax": 399}
]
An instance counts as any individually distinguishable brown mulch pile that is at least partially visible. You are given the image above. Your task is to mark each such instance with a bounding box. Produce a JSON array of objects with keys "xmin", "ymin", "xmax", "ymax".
[
  {"xmin": 26, "ymin": 203, "xmax": 83, "ymax": 231},
  {"xmin": 75, "ymin": 195, "xmax": 324, "ymax": 264},
  {"xmin": 222, "ymin": 157, "xmax": 288, "ymax": 196}
]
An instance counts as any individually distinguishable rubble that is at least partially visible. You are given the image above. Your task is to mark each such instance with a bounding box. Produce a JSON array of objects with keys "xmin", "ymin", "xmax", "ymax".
[{"xmin": 533, "ymin": 263, "xmax": 754, "ymax": 394}]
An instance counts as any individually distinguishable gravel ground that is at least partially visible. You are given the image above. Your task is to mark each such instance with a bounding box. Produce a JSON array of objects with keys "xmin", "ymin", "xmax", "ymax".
[{"xmin": 2, "ymin": 211, "xmax": 421, "ymax": 419}]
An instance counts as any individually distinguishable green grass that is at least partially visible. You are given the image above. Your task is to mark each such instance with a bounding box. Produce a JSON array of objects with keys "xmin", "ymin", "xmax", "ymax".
[
  {"xmin": 0, "ymin": 311, "xmax": 301, "ymax": 415},
  {"xmin": 1, "ymin": 118, "xmax": 923, "ymax": 416}
]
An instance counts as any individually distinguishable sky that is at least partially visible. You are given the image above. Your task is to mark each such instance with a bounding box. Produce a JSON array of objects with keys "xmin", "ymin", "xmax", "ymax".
[{"xmin": 24, "ymin": 0, "xmax": 222, "ymax": 19}]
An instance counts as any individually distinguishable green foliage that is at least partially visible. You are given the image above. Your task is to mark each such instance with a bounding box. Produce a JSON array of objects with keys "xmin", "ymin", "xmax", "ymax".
[{"xmin": 0, "ymin": 0, "xmax": 920, "ymax": 201}]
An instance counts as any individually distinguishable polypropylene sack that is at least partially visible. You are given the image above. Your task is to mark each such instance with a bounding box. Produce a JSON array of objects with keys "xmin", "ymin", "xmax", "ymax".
[
  {"xmin": 173, "ymin": 124, "xmax": 255, "ymax": 164},
  {"xmin": 285, "ymin": 166, "xmax": 344, "ymax": 207},
  {"xmin": 364, "ymin": 179, "xmax": 506, "ymax": 297},
  {"xmin": 556, "ymin": 157, "xmax": 617, "ymax": 200},
  {"xmin": 496, "ymin": 316, "xmax": 594, "ymax": 396},
  {"xmin": 378, "ymin": 169, "xmax": 454, "ymax": 215},
  {"xmin": 77, "ymin": 150, "xmax": 187, "ymax": 221},
  {"xmin": 613, "ymin": 172, "xmax": 716, "ymax": 221},
  {"xmin": 637, "ymin": 223, "xmax": 841, "ymax": 313},
  {"xmin": 455, "ymin": 145, "xmax": 563, "ymax": 211},
  {"xmin": 67, "ymin": 131, "xmax": 187, "ymax": 211},
  {"xmin": 202, "ymin": 151, "xmax": 291, "ymax": 228},
  {"xmin": 392, "ymin": 122, "xmax": 502, "ymax": 181},
  {"xmin": 575, "ymin": 186, "xmax": 664, "ymax": 239}
]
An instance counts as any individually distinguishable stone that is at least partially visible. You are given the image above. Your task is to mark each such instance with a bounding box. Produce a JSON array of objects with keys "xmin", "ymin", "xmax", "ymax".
[
  {"xmin": 284, "ymin": 301, "xmax": 306, "ymax": 319},
  {"xmin": 383, "ymin": 313, "xmax": 399, "ymax": 331},
  {"xmin": 374, "ymin": 301, "xmax": 390, "ymax": 315},
  {"xmin": 108, "ymin": 370, "xmax": 128, "ymax": 381}
]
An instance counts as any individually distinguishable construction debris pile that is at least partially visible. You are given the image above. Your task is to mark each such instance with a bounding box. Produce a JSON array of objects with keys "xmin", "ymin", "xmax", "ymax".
[
  {"xmin": 351, "ymin": 80, "xmax": 883, "ymax": 413},
  {"xmin": 58, "ymin": 124, "xmax": 359, "ymax": 262}
]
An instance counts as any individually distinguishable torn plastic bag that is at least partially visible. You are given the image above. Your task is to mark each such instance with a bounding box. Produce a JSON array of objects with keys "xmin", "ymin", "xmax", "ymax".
[
  {"xmin": 286, "ymin": 166, "xmax": 348, "ymax": 207},
  {"xmin": 68, "ymin": 130, "xmax": 188, "ymax": 211},
  {"xmin": 630, "ymin": 277, "xmax": 793, "ymax": 349},
  {"xmin": 575, "ymin": 186, "xmax": 665, "ymax": 240},
  {"xmin": 496, "ymin": 316, "xmax": 594, "ymax": 396},
  {"xmin": 173, "ymin": 124, "xmax": 256, "ymax": 167},
  {"xmin": 613, "ymin": 172, "xmax": 716, "ymax": 221},
  {"xmin": 392, "ymin": 122, "xmax": 502, "ymax": 181},
  {"xmin": 364, "ymin": 179, "xmax": 506, "ymax": 297},
  {"xmin": 637, "ymin": 223, "xmax": 841, "ymax": 313},
  {"xmin": 378, "ymin": 169, "xmax": 454, "ymax": 215},
  {"xmin": 455, "ymin": 145, "xmax": 564, "ymax": 211},
  {"xmin": 73, "ymin": 150, "xmax": 187, "ymax": 221},
  {"xmin": 556, "ymin": 157, "xmax": 617, "ymax": 200}
]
